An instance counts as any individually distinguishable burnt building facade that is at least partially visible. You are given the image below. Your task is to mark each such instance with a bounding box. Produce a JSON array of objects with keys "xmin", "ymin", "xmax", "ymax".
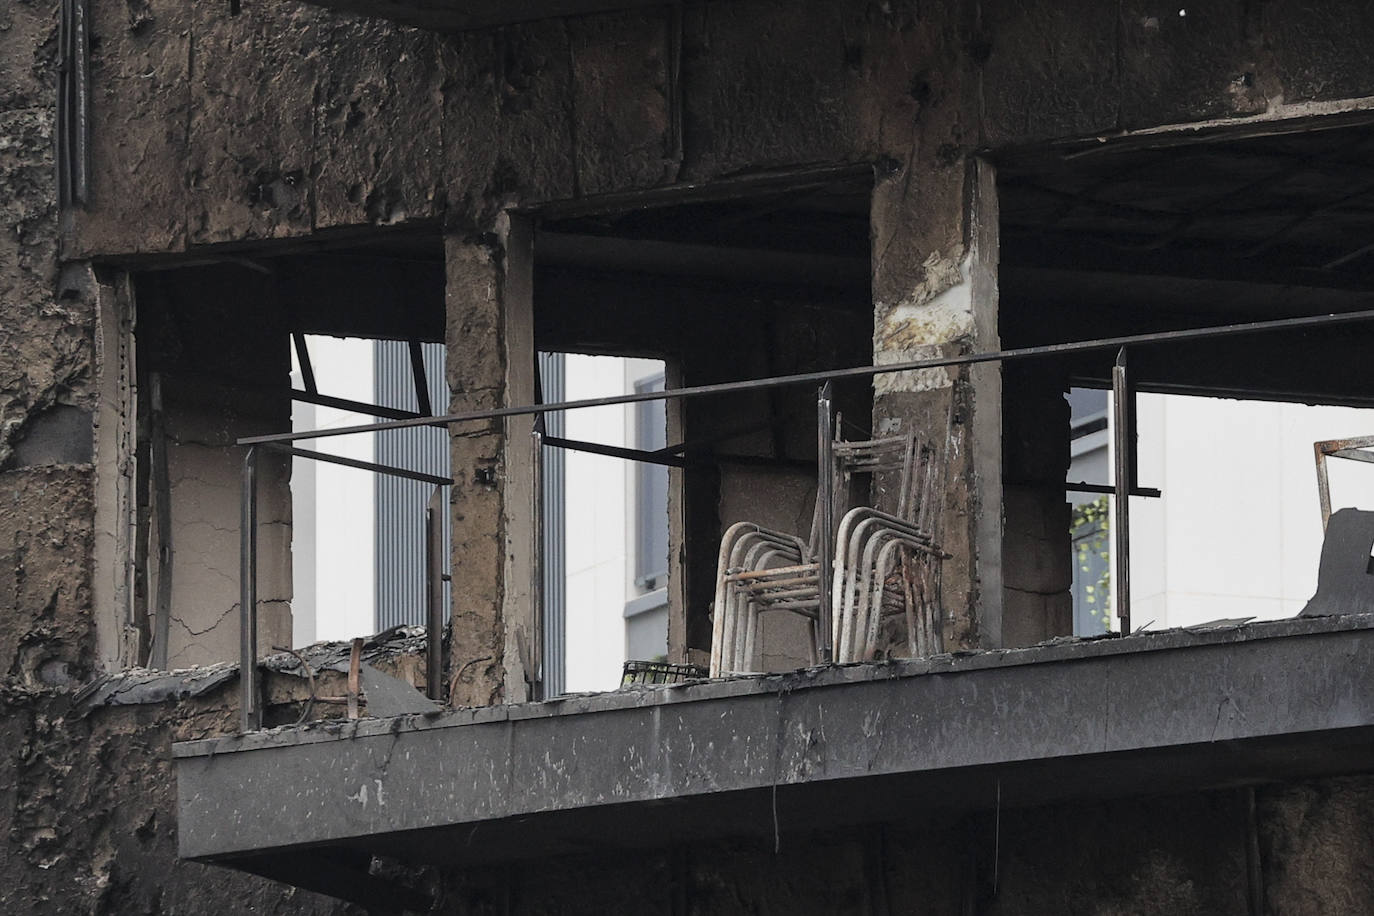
[{"xmin": 3, "ymin": 0, "xmax": 1374, "ymax": 912}]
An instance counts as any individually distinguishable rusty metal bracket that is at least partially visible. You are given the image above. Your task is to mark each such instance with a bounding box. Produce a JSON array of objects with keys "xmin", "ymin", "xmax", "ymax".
[
  {"xmin": 240, "ymin": 448, "xmax": 260, "ymax": 732},
  {"xmin": 1314, "ymin": 435, "xmax": 1374, "ymax": 530},
  {"xmin": 347, "ymin": 638, "xmax": 362, "ymax": 720},
  {"xmin": 272, "ymin": 646, "xmax": 318, "ymax": 726},
  {"xmin": 426, "ymin": 486, "xmax": 447, "ymax": 702}
]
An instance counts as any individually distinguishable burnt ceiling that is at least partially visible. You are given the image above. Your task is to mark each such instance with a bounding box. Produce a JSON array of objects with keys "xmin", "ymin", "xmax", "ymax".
[
  {"xmin": 998, "ymin": 121, "xmax": 1374, "ymax": 403},
  {"xmin": 999, "ymin": 121, "xmax": 1374, "ymax": 325},
  {"xmin": 534, "ymin": 172, "xmax": 872, "ymax": 291}
]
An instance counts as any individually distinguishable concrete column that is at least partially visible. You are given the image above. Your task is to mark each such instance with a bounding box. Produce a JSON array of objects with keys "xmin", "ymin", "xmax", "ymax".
[
  {"xmin": 870, "ymin": 158, "xmax": 1003, "ymax": 652},
  {"xmin": 500, "ymin": 217, "xmax": 538, "ymax": 703},
  {"xmin": 91, "ymin": 271, "xmax": 138, "ymax": 669},
  {"xmin": 444, "ymin": 222, "xmax": 536, "ymax": 707}
]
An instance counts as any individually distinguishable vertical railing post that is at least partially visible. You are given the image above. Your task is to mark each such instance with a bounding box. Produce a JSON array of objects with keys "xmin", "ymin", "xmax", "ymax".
[
  {"xmin": 425, "ymin": 486, "xmax": 446, "ymax": 703},
  {"xmin": 816, "ymin": 382, "xmax": 835, "ymax": 662},
  {"xmin": 530, "ymin": 415, "xmax": 546, "ymax": 701},
  {"xmin": 239, "ymin": 446, "xmax": 260, "ymax": 732},
  {"xmin": 1112, "ymin": 348, "xmax": 1133, "ymax": 636},
  {"xmin": 1314, "ymin": 442, "xmax": 1333, "ymax": 531}
]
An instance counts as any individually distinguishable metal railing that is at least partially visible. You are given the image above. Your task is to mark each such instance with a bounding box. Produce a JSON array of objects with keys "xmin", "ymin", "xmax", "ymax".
[
  {"xmin": 239, "ymin": 446, "xmax": 449, "ymax": 731},
  {"xmin": 237, "ymin": 307, "xmax": 1374, "ymax": 730},
  {"xmin": 1314, "ymin": 435, "xmax": 1374, "ymax": 529}
]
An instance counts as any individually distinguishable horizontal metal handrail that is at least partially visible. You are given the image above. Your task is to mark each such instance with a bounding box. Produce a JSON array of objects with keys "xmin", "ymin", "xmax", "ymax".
[
  {"xmin": 239, "ymin": 307, "xmax": 1374, "ymax": 730},
  {"xmin": 238, "ymin": 307, "xmax": 1374, "ymax": 448},
  {"xmin": 239, "ymin": 445, "xmax": 449, "ymax": 731}
]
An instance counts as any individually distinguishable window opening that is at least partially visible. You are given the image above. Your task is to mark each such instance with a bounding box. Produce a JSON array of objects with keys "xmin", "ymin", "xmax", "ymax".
[
  {"xmin": 555, "ymin": 355, "xmax": 669, "ymax": 691},
  {"xmin": 373, "ymin": 340, "xmax": 451, "ymax": 634},
  {"xmin": 290, "ymin": 335, "xmax": 376, "ymax": 645},
  {"xmin": 128, "ymin": 233, "xmax": 446, "ymax": 670},
  {"xmin": 627, "ymin": 366, "xmax": 670, "ymax": 665},
  {"xmin": 633, "ymin": 372, "xmax": 669, "ymax": 590},
  {"xmin": 999, "ymin": 122, "xmax": 1374, "ymax": 644},
  {"xmin": 1067, "ymin": 387, "xmax": 1111, "ymax": 635},
  {"xmin": 533, "ymin": 174, "xmax": 874, "ymax": 683}
]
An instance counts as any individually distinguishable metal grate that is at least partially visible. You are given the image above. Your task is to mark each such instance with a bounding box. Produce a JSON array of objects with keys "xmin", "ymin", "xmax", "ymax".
[{"xmin": 621, "ymin": 660, "xmax": 708, "ymax": 686}]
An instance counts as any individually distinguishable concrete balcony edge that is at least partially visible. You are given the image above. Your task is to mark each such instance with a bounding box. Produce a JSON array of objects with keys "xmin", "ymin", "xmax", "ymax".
[{"xmin": 174, "ymin": 614, "xmax": 1374, "ymax": 862}]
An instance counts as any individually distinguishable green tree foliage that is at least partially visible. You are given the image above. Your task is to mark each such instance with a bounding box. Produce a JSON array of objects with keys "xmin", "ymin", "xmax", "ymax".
[{"xmin": 1072, "ymin": 496, "xmax": 1112, "ymax": 631}]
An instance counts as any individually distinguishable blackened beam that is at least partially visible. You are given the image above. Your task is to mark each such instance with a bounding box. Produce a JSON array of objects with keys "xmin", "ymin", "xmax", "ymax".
[
  {"xmin": 56, "ymin": 0, "xmax": 89, "ymax": 208},
  {"xmin": 527, "ymin": 162, "xmax": 874, "ymax": 221},
  {"xmin": 651, "ymin": 404, "xmax": 810, "ymax": 458},
  {"xmin": 265, "ymin": 444, "xmax": 451, "ymax": 487},
  {"xmin": 241, "ymin": 307, "xmax": 1374, "ymax": 447},
  {"xmin": 535, "ymin": 232, "xmax": 869, "ymax": 288},
  {"xmin": 1064, "ymin": 482, "xmax": 1162, "ymax": 498},
  {"xmin": 544, "ymin": 436, "xmax": 686, "ymax": 468},
  {"xmin": 543, "ymin": 436, "xmax": 810, "ymax": 470},
  {"xmin": 407, "ymin": 340, "xmax": 432, "ymax": 417},
  {"xmin": 1246, "ymin": 177, "xmax": 1374, "ymax": 257},
  {"xmin": 1330, "ymin": 448, "xmax": 1374, "ymax": 464},
  {"xmin": 290, "ymin": 389, "xmax": 446, "ymax": 428},
  {"xmin": 1129, "ymin": 135, "xmax": 1374, "ymax": 254},
  {"xmin": 239, "ymin": 450, "xmax": 259, "ymax": 732},
  {"xmin": 1001, "ymin": 228, "xmax": 1374, "ymax": 293},
  {"xmin": 292, "ymin": 334, "xmax": 318, "ymax": 395}
]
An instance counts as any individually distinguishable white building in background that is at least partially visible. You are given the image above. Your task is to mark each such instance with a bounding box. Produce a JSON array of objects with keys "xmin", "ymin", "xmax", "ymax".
[
  {"xmin": 290, "ymin": 340, "xmax": 1374, "ymax": 678},
  {"xmin": 560, "ymin": 355, "xmax": 669, "ymax": 693},
  {"xmin": 1070, "ymin": 389, "xmax": 1374, "ymax": 634},
  {"xmin": 290, "ymin": 337, "xmax": 376, "ymax": 647}
]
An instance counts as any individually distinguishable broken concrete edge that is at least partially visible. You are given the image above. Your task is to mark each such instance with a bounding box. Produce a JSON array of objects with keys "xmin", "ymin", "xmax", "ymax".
[
  {"xmin": 70, "ymin": 626, "xmax": 431, "ymax": 713},
  {"xmin": 172, "ymin": 612, "xmax": 1374, "ymax": 759},
  {"xmin": 985, "ymin": 94, "xmax": 1374, "ymax": 164}
]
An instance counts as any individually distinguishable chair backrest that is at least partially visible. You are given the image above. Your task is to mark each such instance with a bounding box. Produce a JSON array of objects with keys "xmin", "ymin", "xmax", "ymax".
[
  {"xmin": 798, "ymin": 401, "xmax": 954, "ymax": 558},
  {"xmin": 829, "ymin": 423, "xmax": 944, "ymax": 528}
]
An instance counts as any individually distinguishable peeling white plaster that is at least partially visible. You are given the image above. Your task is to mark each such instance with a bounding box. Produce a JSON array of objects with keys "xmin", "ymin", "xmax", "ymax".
[{"xmin": 874, "ymin": 252, "xmax": 975, "ymax": 396}]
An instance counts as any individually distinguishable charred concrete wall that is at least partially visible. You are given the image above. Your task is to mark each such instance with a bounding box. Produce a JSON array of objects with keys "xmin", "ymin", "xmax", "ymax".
[
  {"xmin": 437, "ymin": 775, "xmax": 1374, "ymax": 915},
  {"xmin": 32, "ymin": 0, "xmax": 1374, "ymax": 682},
  {"xmin": 0, "ymin": 468, "xmax": 96, "ymax": 688},
  {"xmin": 6, "ymin": 668, "xmax": 1373, "ymax": 915},
  {"xmin": 1, "ymin": 0, "xmax": 98, "ymax": 687},
  {"xmin": 0, "ymin": 681, "xmax": 358, "ymax": 915},
  {"xmin": 134, "ymin": 267, "xmax": 293, "ymax": 669}
]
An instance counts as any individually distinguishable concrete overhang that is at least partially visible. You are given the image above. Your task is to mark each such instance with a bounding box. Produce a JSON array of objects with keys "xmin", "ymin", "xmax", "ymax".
[
  {"xmin": 174, "ymin": 615, "xmax": 1374, "ymax": 901},
  {"xmin": 292, "ymin": 0, "xmax": 678, "ymax": 31}
]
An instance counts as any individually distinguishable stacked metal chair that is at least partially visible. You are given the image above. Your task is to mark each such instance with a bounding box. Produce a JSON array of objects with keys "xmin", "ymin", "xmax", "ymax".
[
  {"xmin": 830, "ymin": 434, "xmax": 945, "ymax": 664},
  {"xmin": 709, "ymin": 413, "xmax": 949, "ymax": 677}
]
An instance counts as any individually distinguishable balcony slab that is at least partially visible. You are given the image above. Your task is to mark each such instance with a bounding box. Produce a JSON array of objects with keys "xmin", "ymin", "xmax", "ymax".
[{"xmin": 174, "ymin": 614, "xmax": 1374, "ymax": 897}]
